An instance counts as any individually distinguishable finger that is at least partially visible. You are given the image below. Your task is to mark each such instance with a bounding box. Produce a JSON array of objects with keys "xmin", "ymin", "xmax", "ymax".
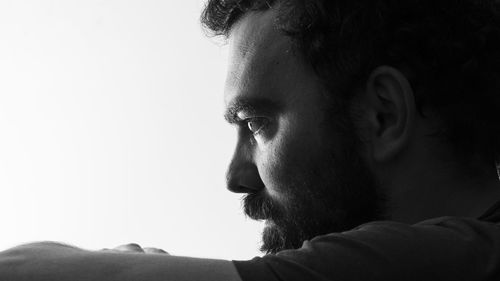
[
  {"xmin": 143, "ymin": 247, "xmax": 169, "ymax": 255},
  {"xmin": 113, "ymin": 243, "xmax": 145, "ymax": 253}
]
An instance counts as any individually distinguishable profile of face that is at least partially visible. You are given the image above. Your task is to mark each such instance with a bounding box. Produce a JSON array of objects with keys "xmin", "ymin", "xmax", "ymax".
[{"xmin": 224, "ymin": 10, "xmax": 385, "ymax": 254}]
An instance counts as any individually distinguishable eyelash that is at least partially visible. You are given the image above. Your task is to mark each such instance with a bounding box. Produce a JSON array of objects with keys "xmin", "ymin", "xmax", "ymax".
[{"xmin": 243, "ymin": 117, "xmax": 269, "ymax": 136}]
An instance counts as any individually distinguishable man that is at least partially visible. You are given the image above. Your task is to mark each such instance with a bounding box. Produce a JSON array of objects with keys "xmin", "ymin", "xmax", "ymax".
[{"xmin": 1, "ymin": 0, "xmax": 500, "ymax": 280}]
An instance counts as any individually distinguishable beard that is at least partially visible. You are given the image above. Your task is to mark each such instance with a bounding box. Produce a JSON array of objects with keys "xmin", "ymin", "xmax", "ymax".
[{"xmin": 243, "ymin": 115, "xmax": 386, "ymax": 254}]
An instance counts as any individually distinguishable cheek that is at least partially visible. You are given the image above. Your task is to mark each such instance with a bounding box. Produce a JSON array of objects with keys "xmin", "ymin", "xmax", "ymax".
[{"xmin": 255, "ymin": 125, "xmax": 323, "ymax": 199}]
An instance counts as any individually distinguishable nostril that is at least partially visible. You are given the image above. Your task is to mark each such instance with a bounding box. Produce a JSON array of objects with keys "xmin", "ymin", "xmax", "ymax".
[
  {"xmin": 226, "ymin": 174, "xmax": 249, "ymax": 193},
  {"xmin": 226, "ymin": 157, "xmax": 264, "ymax": 193},
  {"xmin": 226, "ymin": 168, "xmax": 265, "ymax": 193},
  {"xmin": 227, "ymin": 181, "xmax": 254, "ymax": 193}
]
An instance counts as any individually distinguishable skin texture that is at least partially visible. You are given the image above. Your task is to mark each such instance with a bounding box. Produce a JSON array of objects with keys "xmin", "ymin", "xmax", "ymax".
[
  {"xmin": 224, "ymin": 9, "xmax": 384, "ymax": 253},
  {"xmin": 1, "ymin": 6, "xmax": 500, "ymax": 281},
  {"xmin": 224, "ymin": 8, "xmax": 500, "ymax": 253},
  {"xmin": 0, "ymin": 242, "xmax": 242, "ymax": 281}
]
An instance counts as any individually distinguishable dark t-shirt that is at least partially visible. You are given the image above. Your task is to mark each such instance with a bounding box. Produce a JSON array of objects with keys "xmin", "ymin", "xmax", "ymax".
[{"xmin": 234, "ymin": 202, "xmax": 500, "ymax": 281}]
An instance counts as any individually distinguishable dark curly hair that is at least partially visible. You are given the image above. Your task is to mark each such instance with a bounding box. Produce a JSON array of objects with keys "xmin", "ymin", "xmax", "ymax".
[{"xmin": 201, "ymin": 0, "xmax": 500, "ymax": 171}]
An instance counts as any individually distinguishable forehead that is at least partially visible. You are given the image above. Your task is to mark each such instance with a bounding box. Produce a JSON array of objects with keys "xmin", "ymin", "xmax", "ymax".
[{"xmin": 224, "ymin": 9, "xmax": 320, "ymax": 107}]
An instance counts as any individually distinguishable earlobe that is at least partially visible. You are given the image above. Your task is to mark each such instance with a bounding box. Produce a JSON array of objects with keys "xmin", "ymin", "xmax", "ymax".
[{"xmin": 364, "ymin": 66, "xmax": 417, "ymax": 163}]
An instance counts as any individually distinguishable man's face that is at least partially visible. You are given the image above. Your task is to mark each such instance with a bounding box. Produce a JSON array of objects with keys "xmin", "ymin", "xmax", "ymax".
[{"xmin": 224, "ymin": 10, "xmax": 384, "ymax": 254}]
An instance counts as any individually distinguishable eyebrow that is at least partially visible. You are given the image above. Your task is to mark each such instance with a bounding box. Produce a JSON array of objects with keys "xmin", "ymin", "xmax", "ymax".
[{"xmin": 224, "ymin": 97, "xmax": 282, "ymax": 124}]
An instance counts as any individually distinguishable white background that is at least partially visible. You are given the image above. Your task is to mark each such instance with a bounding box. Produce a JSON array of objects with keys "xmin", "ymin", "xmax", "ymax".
[{"xmin": 0, "ymin": 0, "xmax": 263, "ymax": 260}]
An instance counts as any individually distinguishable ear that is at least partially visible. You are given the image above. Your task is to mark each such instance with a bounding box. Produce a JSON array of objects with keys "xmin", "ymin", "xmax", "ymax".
[{"xmin": 360, "ymin": 65, "xmax": 417, "ymax": 163}]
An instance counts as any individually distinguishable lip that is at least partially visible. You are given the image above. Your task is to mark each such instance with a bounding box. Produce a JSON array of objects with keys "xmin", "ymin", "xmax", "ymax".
[
  {"xmin": 245, "ymin": 207, "xmax": 269, "ymax": 221},
  {"xmin": 250, "ymin": 213, "xmax": 268, "ymax": 221},
  {"xmin": 243, "ymin": 191, "xmax": 274, "ymax": 221},
  {"xmin": 264, "ymin": 219, "xmax": 275, "ymax": 226}
]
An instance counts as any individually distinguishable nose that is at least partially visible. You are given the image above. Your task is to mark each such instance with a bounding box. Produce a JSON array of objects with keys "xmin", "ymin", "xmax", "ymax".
[{"xmin": 226, "ymin": 142, "xmax": 265, "ymax": 194}]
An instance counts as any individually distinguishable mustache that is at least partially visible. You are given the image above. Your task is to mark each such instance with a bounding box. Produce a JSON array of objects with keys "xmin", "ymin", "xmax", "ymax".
[{"xmin": 242, "ymin": 192, "xmax": 283, "ymax": 221}]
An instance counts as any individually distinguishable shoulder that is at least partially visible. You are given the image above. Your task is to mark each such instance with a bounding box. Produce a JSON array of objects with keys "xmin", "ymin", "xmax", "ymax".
[{"xmin": 235, "ymin": 217, "xmax": 500, "ymax": 281}]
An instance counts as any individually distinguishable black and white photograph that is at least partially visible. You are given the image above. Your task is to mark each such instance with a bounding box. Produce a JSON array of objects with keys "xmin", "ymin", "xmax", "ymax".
[{"xmin": 0, "ymin": 0, "xmax": 499, "ymax": 280}]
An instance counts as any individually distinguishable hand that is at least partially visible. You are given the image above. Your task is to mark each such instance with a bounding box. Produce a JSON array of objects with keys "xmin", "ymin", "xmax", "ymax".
[{"xmin": 101, "ymin": 243, "xmax": 169, "ymax": 254}]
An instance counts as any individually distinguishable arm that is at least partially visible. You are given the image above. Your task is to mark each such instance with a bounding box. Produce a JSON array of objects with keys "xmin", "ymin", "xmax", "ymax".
[{"xmin": 0, "ymin": 242, "xmax": 242, "ymax": 281}]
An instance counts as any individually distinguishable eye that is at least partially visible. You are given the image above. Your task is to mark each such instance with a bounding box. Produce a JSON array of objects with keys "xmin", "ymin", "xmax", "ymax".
[{"xmin": 245, "ymin": 117, "xmax": 269, "ymax": 135}]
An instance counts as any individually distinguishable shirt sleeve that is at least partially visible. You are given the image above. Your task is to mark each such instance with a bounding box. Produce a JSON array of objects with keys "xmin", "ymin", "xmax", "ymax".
[{"xmin": 233, "ymin": 217, "xmax": 500, "ymax": 281}]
